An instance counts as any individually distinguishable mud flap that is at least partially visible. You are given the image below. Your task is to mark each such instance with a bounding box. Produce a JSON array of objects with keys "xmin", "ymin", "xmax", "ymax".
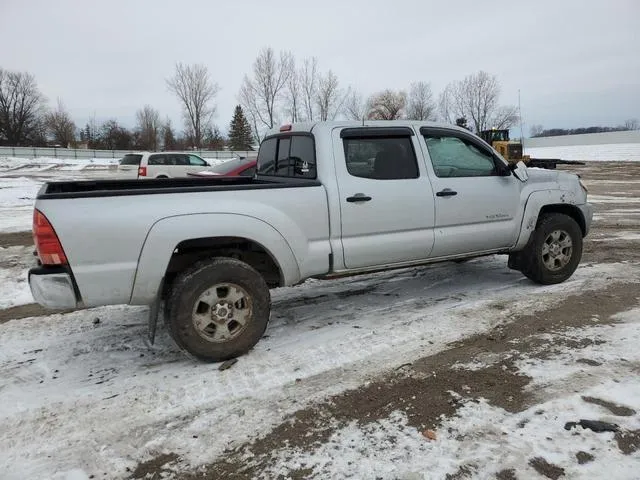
[
  {"xmin": 508, "ymin": 251, "xmax": 522, "ymax": 271},
  {"xmin": 147, "ymin": 278, "xmax": 164, "ymax": 344}
]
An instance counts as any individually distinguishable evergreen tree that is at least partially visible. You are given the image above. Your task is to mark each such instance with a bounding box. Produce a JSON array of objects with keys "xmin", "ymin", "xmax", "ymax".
[{"xmin": 228, "ymin": 105, "xmax": 254, "ymax": 151}]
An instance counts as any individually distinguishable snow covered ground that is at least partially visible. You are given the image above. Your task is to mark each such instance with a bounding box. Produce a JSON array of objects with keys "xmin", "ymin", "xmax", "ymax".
[
  {"xmin": 0, "ymin": 156, "xmax": 119, "ymax": 171},
  {"xmin": 0, "ymin": 260, "xmax": 638, "ymax": 479},
  {"xmin": 1, "ymin": 159, "xmax": 639, "ymax": 479},
  {"xmin": 525, "ymin": 143, "xmax": 640, "ymax": 162},
  {"xmin": 262, "ymin": 307, "xmax": 640, "ymax": 480}
]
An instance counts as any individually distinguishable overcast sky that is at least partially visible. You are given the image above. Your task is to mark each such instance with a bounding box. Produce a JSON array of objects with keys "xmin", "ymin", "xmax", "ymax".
[{"xmin": 1, "ymin": 0, "xmax": 638, "ymax": 137}]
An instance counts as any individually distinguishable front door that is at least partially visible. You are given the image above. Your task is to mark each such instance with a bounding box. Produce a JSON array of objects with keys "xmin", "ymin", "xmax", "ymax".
[
  {"xmin": 419, "ymin": 127, "xmax": 521, "ymax": 258},
  {"xmin": 333, "ymin": 127, "xmax": 436, "ymax": 269}
]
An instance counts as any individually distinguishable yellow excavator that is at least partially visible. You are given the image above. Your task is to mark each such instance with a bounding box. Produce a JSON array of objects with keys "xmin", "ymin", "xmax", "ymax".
[{"xmin": 478, "ymin": 128, "xmax": 584, "ymax": 169}]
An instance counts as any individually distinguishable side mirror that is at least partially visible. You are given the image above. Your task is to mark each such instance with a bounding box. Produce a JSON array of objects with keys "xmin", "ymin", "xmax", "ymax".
[{"xmin": 512, "ymin": 161, "xmax": 529, "ymax": 182}]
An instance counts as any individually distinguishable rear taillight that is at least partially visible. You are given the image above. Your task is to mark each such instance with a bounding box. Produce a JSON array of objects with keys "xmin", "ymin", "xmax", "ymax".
[
  {"xmin": 33, "ymin": 209, "xmax": 68, "ymax": 265},
  {"xmin": 138, "ymin": 166, "xmax": 147, "ymax": 176}
]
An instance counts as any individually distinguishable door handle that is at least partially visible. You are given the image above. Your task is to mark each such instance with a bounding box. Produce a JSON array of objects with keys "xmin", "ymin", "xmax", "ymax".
[
  {"xmin": 436, "ymin": 189, "xmax": 457, "ymax": 197},
  {"xmin": 346, "ymin": 193, "xmax": 372, "ymax": 203}
]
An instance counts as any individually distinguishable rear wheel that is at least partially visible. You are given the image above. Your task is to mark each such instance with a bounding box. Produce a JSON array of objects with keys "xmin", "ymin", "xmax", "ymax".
[
  {"xmin": 519, "ymin": 213, "xmax": 583, "ymax": 285},
  {"xmin": 165, "ymin": 257, "xmax": 271, "ymax": 362}
]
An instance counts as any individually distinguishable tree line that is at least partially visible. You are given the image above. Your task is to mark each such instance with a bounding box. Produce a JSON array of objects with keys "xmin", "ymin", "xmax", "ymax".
[
  {"xmin": 529, "ymin": 119, "xmax": 639, "ymax": 138},
  {"xmin": 0, "ymin": 66, "xmax": 254, "ymax": 151},
  {"xmin": 3, "ymin": 49, "xmax": 636, "ymax": 151}
]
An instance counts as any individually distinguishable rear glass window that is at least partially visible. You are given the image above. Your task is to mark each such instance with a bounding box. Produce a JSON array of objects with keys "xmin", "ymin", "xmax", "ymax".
[
  {"xmin": 119, "ymin": 154, "xmax": 142, "ymax": 165},
  {"xmin": 256, "ymin": 135, "xmax": 316, "ymax": 178}
]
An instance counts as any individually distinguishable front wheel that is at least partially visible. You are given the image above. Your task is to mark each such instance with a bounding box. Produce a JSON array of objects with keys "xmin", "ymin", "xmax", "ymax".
[
  {"xmin": 165, "ymin": 257, "xmax": 271, "ymax": 362},
  {"xmin": 518, "ymin": 213, "xmax": 583, "ymax": 285}
]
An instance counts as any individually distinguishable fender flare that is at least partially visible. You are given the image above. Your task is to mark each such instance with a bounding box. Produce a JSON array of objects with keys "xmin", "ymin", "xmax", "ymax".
[
  {"xmin": 513, "ymin": 189, "xmax": 583, "ymax": 251},
  {"xmin": 129, "ymin": 213, "xmax": 301, "ymax": 305}
]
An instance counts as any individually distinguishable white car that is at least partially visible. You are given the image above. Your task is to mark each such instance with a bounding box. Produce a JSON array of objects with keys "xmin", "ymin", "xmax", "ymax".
[{"xmin": 117, "ymin": 152, "xmax": 214, "ymax": 179}]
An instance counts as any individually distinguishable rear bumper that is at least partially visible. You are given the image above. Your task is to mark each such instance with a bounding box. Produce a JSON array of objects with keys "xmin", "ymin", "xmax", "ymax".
[
  {"xmin": 578, "ymin": 202, "xmax": 594, "ymax": 236},
  {"xmin": 28, "ymin": 267, "xmax": 79, "ymax": 309}
]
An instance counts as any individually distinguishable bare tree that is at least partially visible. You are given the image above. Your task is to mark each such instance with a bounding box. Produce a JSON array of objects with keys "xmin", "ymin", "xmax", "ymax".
[
  {"xmin": 166, "ymin": 62, "xmax": 219, "ymax": 148},
  {"xmin": 438, "ymin": 71, "xmax": 518, "ymax": 133},
  {"xmin": 285, "ymin": 60, "xmax": 301, "ymax": 123},
  {"xmin": 624, "ymin": 118, "xmax": 639, "ymax": 130},
  {"xmin": 315, "ymin": 70, "xmax": 345, "ymax": 121},
  {"xmin": 0, "ymin": 68, "xmax": 47, "ymax": 145},
  {"xmin": 344, "ymin": 89, "xmax": 368, "ymax": 120},
  {"xmin": 529, "ymin": 124, "xmax": 544, "ymax": 137},
  {"xmin": 367, "ymin": 89, "xmax": 407, "ymax": 120},
  {"xmin": 300, "ymin": 57, "xmax": 319, "ymax": 121},
  {"xmin": 406, "ymin": 81, "xmax": 436, "ymax": 121},
  {"xmin": 437, "ymin": 84, "xmax": 457, "ymax": 124},
  {"xmin": 489, "ymin": 105, "xmax": 520, "ymax": 130},
  {"xmin": 135, "ymin": 105, "xmax": 160, "ymax": 150},
  {"xmin": 239, "ymin": 47, "xmax": 293, "ymax": 141},
  {"xmin": 45, "ymin": 98, "xmax": 76, "ymax": 147}
]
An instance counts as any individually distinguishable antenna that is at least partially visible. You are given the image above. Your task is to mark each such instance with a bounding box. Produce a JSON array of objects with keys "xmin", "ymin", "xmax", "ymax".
[{"xmin": 518, "ymin": 89, "xmax": 524, "ymax": 144}]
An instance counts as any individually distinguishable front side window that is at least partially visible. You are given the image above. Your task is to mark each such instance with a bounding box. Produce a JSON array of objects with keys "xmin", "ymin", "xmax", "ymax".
[
  {"xmin": 189, "ymin": 154, "xmax": 207, "ymax": 166},
  {"xmin": 424, "ymin": 133, "xmax": 497, "ymax": 178},
  {"xmin": 256, "ymin": 135, "xmax": 316, "ymax": 178},
  {"xmin": 343, "ymin": 136, "xmax": 419, "ymax": 180}
]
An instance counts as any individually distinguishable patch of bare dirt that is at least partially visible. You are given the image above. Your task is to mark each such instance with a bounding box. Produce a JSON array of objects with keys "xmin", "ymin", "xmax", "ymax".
[
  {"xmin": 615, "ymin": 429, "xmax": 640, "ymax": 455},
  {"xmin": 0, "ymin": 231, "xmax": 32, "ymax": 248},
  {"xmin": 495, "ymin": 469, "xmax": 518, "ymax": 480},
  {"xmin": 528, "ymin": 457, "xmax": 565, "ymax": 479},
  {"xmin": 130, "ymin": 452, "xmax": 180, "ymax": 479},
  {"xmin": 0, "ymin": 303, "xmax": 73, "ymax": 324},
  {"xmin": 575, "ymin": 451, "xmax": 595, "ymax": 464},
  {"xmin": 581, "ymin": 396, "xmax": 636, "ymax": 416},
  {"xmin": 169, "ymin": 281, "xmax": 640, "ymax": 480}
]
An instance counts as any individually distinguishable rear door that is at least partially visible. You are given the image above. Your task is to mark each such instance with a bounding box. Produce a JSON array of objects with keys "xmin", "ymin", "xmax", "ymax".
[
  {"xmin": 146, "ymin": 154, "xmax": 167, "ymax": 178},
  {"xmin": 419, "ymin": 127, "xmax": 521, "ymax": 257},
  {"xmin": 332, "ymin": 127, "xmax": 436, "ymax": 269},
  {"xmin": 117, "ymin": 154, "xmax": 142, "ymax": 179}
]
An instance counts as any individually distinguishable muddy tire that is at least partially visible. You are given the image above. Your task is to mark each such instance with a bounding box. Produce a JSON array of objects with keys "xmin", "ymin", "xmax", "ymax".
[
  {"xmin": 519, "ymin": 213, "xmax": 583, "ymax": 285},
  {"xmin": 165, "ymin": 257, "xmax": 271, "ymax": 362}
]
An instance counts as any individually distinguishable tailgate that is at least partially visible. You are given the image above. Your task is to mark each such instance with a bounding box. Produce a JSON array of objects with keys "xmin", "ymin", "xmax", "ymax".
[{"xmin": 117, "ymin": 154, "xmax": 142, "ymax": 179}]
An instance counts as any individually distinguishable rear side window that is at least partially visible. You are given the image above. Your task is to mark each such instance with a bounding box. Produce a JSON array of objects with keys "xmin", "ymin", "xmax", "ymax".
[
  {"xmin": 148, "ymin": 154, "xmax": 166, "ymax": 166},
  {"xmin": 343, "ymin": 137, "xmax": 419, "ymax": 180},
  {"xmin": 166, "ymin": 154, "xmax": 188, "ymax": 166},
  {"xmin": 120, "ymin": 154, "xmax": 142, "ymax": 165},
  {"xmin": 257, "ymin": 135, "xmax": 316, "ymax": 179}
]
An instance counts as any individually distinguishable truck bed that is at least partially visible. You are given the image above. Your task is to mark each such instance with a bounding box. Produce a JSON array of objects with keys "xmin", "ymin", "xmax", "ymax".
[{"xmin": 38, "ymin": 175, "xmax": 322, "ymax": 199}]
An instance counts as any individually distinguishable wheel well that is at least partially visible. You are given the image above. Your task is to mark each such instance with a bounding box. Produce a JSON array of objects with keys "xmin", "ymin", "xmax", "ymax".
[
  {"xmin": 163, "ymin": 236, "xmax": 283, "ymax": 296},
  {"xmin": 539, "ymin": 204, "xmax": 586, "ymax": 236}
]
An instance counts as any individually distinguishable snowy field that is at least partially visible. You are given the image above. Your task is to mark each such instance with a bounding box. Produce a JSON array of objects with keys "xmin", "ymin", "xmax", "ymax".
[
  {"xmin": 525, "ymin": 143, "xmax": 640, "ymax": 162},
  {"xmin": 1, "ymin": 158, "xmax": 640, "ymax": 479}
]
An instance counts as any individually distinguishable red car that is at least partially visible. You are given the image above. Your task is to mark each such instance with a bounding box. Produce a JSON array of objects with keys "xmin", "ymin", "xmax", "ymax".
[{"xmin": 187, "ymin": 157, "xmax": 257, "ymax": 177}]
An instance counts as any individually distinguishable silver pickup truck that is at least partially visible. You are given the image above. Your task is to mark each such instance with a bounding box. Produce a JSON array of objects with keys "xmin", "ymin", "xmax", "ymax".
[{"xmin": 29, "ymin": 121, "xmax": 593, "ymax": 361}]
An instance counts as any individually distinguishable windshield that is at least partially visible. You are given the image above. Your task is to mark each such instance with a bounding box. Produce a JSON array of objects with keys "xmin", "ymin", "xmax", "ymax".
[
  {"xmin": 119, "ymin": 154, "xmax": 142, "ymax": 165},
  {"xmin": 211, "ymin": 158, "xmax": 249, "ymax": 174}
]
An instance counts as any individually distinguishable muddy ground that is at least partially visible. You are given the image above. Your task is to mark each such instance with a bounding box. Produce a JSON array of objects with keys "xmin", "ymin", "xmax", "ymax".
[{"xmin": 1, "ymin": 161, "xmax": 639, "ymax": 479}]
